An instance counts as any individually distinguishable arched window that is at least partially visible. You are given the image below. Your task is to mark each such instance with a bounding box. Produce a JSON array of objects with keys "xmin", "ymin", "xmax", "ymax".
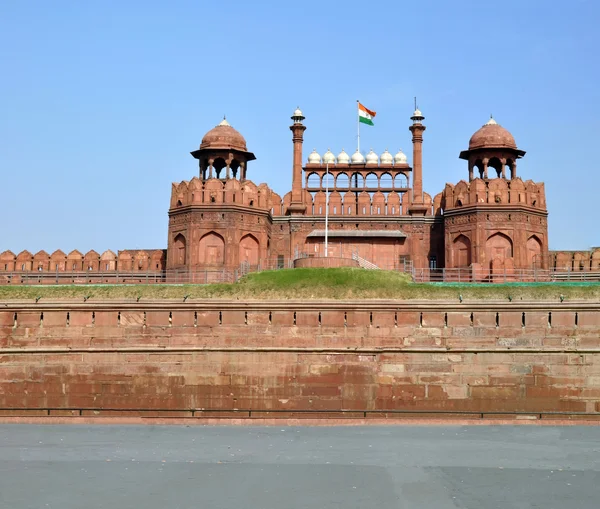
[
  {"xmin": 394, "ymin": 173, "xmax": 407, "ymax": 188},
  {"xmin": 307, "ymin": 172, "xmax": 321, "ymax": 189},
  {"xmin": 365, "ymin": 172, "xmax": 378, "ymax": 188},
  {"xmin": 336, "ymin": 173, "xmax": 349, "ymax": 189},
  {"xmin": 350, "ymin": 173, "xmax": 364, "ymax": 189}
]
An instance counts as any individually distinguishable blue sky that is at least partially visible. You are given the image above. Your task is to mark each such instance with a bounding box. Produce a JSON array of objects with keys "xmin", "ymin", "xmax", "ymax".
[{"xmin": 1, "ymin": 0, "xmax": 598, "ymax": 253}]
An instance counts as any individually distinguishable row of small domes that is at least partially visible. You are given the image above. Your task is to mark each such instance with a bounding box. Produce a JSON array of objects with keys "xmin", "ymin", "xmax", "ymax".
[{"xmin": 308, "ymin": 149, "xmax": 407, "ymax": 165}]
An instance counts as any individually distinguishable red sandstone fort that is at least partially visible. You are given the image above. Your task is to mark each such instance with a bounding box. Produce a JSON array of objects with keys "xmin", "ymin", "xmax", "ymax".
[
  {"xmin": 2, "ymin": 107, "xmax": 600, "ymax": 420},
  {"xmin": 1, "ymin": 107, "xmax": 599, "ymax": 282}
]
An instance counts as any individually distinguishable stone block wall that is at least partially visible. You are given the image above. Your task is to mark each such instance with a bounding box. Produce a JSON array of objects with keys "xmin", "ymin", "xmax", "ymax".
[{"xmin": 0, "ymin": 301, "xmax": 599, "ymax": 418}]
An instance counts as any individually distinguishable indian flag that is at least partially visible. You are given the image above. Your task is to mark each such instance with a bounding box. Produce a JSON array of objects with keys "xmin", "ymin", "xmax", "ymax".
[{"xmin": 358, "ymin": 102, "xmax": 376, "ymax": 126}]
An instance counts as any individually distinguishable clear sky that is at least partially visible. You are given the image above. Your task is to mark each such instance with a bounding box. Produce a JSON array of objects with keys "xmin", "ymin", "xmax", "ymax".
[{"xmin": 1, "ymin": 0, "xmax": 598, "ymax": 253}]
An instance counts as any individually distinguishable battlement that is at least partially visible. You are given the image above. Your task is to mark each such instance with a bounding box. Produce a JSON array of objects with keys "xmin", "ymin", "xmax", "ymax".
[
  {"xmin": 0, "ymin": 249, "xmax": 166, "ymax": 273},
  {"xmin": 440, "ymin": 177, "xmax": 546, "ymax": 211}
]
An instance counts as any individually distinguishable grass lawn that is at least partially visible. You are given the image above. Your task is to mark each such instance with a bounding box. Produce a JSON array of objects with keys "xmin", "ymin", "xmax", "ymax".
[{"xmin": 0, "ymin": 268, "xmax": 599, "ymax": 300}]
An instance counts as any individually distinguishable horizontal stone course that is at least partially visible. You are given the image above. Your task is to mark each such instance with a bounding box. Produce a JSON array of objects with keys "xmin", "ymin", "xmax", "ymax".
[{"xmin": 0, "ymin": 301, "xmax": 599, "ymax": 417}]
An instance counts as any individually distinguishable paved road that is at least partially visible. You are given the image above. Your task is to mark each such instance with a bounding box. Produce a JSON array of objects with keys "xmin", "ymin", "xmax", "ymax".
[{"xmin": 0, "ymin": 424, "xmax": 598, "ymax": 509}]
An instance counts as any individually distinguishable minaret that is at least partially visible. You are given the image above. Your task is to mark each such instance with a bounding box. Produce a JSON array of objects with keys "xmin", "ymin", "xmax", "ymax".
[
  {"xmin": 408, "ymin": 106, "xmax": 428, "ymax": 215},
  {"xmin": 287, "ymin": 107, "xmax": 307, "ymax": 215}
]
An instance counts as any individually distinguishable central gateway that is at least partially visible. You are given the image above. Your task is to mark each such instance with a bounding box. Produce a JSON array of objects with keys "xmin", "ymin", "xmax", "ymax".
[{"xmin": 167, "ymin": 108, "xmax": 548, "ymax": 279}]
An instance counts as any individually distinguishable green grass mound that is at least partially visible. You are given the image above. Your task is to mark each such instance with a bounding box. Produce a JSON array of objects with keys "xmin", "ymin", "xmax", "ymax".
[{"xmin": 0, "ymin": 267, "xmax": 599, "ymax": 301}]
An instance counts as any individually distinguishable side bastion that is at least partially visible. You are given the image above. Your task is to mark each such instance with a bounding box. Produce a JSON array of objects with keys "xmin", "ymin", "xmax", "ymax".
[{"xmin": 1, "ymin": 300, "xmax": 599, "ymax": 419}]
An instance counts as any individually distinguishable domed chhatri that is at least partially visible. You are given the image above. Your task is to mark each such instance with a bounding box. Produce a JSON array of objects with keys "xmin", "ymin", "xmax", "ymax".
[
  {"xmin": 468, "ymin": 117, "xmax": 517, "ymax": 150},
  {"xmin": 351, "ymin": 150, "xmax": 365, "ymax": 164},
  {"xmin": 307, "ymin": 149, "xmax": 321, "ymax": 164},
  {"xmin": 323, "ymin": 148, "xmax": 336, "ymax": 164},
  {"xmin": 394, "ymin": 149, "xmax": 407, "ymax": 165},
  {"xmin": 380, "ymin": 149, "xmax": 393, "ymax": 165},
  {"xmin": 337, "ymin": 149, "xmax": 350, "ymax": 164},
  {"xmin": 366, "ymin": 149, "xmax": 379, "ymax": 165},
  {"xmin": 200, "ymin": 118, "xmax": 248, "ymax": 152}
]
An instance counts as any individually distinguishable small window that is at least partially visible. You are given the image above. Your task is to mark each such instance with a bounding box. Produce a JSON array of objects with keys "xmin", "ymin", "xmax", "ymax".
[
  {"xmin": 277, "ymin": 255, "xmax": 285, "ymax": 269},
  {"xmin": 429, "ymin": 256, "xmax": 437, "ymax": 270}
]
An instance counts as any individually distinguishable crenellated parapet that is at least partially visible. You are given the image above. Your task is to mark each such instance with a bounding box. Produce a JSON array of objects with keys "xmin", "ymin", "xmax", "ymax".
[
  {"xmin": 550, "ymin": 249, "xmax": 600, "ymax": 272},
  {"xmin": 442, "ymin": 177, "xmax": 546, "ymax": 211},
  {"xmin": 170, "ymin": 177, "xmax": 284, "ymax": 216},
  {"xmin": 0, "ymin": 249, "xmax": 165, "ymax": 273}
]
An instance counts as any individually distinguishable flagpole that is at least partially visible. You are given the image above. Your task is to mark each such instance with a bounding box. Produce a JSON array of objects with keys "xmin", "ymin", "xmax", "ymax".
[
  {"xmin": 356, "ymin": 99, "xmax": 360, "ymax": 154},
  {"xmin": 324, "ymin": 162, "xmax": 329, "ymax": 257}
]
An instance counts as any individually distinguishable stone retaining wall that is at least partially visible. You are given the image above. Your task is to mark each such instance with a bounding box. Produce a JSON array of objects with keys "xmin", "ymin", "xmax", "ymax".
[{"xmin": 1, "ymin": 300, "xmax": 599, "ymax": 417}]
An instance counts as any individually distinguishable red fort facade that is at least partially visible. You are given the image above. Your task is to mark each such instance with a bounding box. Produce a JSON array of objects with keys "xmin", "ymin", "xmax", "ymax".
[
  {"xmin": 4, "ymin": 107, "xmax": 599, "ymax": 282},
  {"xmin": 165, "ymin": 108, "xmax": 550, "ymax": 281}
]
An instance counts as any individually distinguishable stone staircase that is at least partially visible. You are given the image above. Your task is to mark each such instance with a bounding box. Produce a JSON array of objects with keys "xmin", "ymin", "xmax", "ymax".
[{"xmin": 352, "ymin": 253, "xmax": 380, "ymax": 270}]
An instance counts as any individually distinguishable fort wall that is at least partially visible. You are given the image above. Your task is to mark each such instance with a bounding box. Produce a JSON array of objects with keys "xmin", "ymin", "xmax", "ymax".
[{"xmin": 1, "ymin": 300, "xmax": 599, "ymax": 419}]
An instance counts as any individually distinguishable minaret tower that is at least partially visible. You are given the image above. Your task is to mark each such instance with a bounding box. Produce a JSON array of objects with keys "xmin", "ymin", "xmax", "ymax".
[
  {"xmin": 408, "ymin": 105, "xmax": 428, "ymax": 215},
  {"xmin": 287, "ymin": 107, "xmax": 307, "ymax": 215}
]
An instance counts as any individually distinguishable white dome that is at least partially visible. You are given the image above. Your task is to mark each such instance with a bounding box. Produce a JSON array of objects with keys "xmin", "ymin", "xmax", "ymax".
[
  {"xmin": 380, "ymin": 149, "xmax": 393, "ymax": 165},
  {"xmin": 366, "ymin": 149, "xmax": 378, "ymax": 165},
  {"xmin": 293, "ymin": 107, "xmax": 303, "ymax": 117},
  {"xmin": 307, "ymin": 149, "xmax": 321, "ymax": 164},
  {"xmin": 413, "ymin": 108, "xmax": 423, "ymax": 117},
  {"xmin": 394, "ymin": 149, "xmax": 407, "ymax": 165},
  {"xmin": 351, "ymin": 150, "xmax": 365, "ymax": 164},
  {"xmin": 323, "ymin": 148, "xmax": 335, "ymax": 164},
  {"xmin": 337, "ymin": 149, "xmax": 350, "ymax": 164}
]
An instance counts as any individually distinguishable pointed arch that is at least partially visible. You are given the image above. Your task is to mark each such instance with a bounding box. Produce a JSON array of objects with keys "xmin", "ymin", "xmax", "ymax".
[
  {"xmin": 365, "ymin": 172, "xmax": 378, "ymax": 188},
  {"xmin": 526, "ymin": 235, "xmax": 543, "ymax": 268},
  {"xmin": 486, "ymin": 232, "xmax": 513, "ymax": 262},
  {"xmin": 453, "ymin": 234, "xmax": 471, "ymax": 268},
  {"xmin": 335, "ymin": 172, "xmax": 349, "ymax": 189},
  {"xmin": 394, "ymin": 173, "xmax": 408, "ymax": 189},
  {"xmin": 199, "ymin": 231, "xmax": 225, "ymax": 266},
  {"xmin": 307, "ymin": 172, "xmax": 321, "ymax": 188},
  {"xmin": 239, "ymin": 233, "xmax": 260, "ymax": 267},
  {"xmin": 173, "ymin": 233, "xmax": 187, "ymax": 266}
]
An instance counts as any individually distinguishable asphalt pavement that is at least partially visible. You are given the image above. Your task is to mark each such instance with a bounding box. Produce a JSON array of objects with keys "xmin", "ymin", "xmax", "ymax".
[{"xmin": 0, "ymin": 424, "xmax": 598, "ymax": 509}]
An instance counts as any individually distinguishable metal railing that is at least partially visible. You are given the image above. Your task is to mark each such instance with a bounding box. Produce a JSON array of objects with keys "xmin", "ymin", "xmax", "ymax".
[
  {"xmin": 3, "ymin": 260, "xmax": 599, "ymax": 286},
  {"xmin": 0, "ymin": 269, "xmax": 238, "ymax": 286},
  {"xmin": 413, "ymin": 267, "xmax": 600, "ymax": 283},
  {"xmin": 0, "ymin": 258, "xmax": 297, "ymax": 286}
]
